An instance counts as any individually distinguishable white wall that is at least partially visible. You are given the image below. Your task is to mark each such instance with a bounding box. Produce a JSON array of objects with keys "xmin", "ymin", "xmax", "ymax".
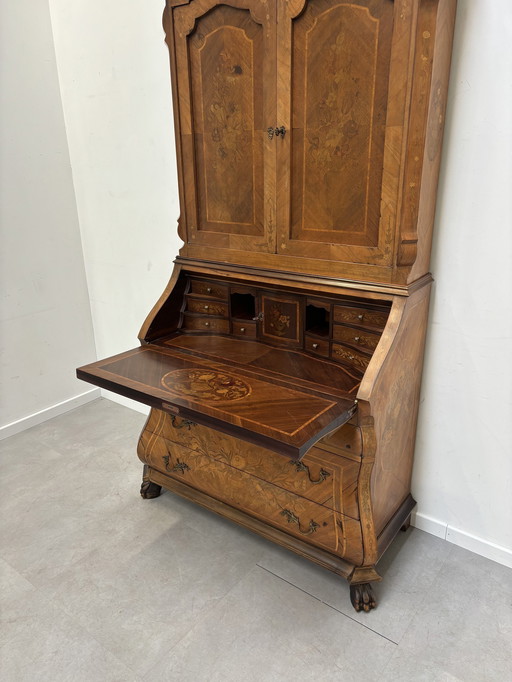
[
  {"xmin": 412, "ymin": 0, "xmax": 512, "ymax": 566},
  {"xmin": 0, "ymin": 0, "xmax": 97, "ymax": 436},
  {"xmin": 48, "ymin": 1, "xmax": 511, "ymax": 564},
  {"xmin": 49, "ymin": 1, "xmax": 181, "ymax": 414}
]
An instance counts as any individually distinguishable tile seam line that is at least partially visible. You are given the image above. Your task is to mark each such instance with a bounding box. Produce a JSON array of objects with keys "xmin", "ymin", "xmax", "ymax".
[{"xmin": 255, "ymin": 563, "xmax": 398, "ymax": 645}]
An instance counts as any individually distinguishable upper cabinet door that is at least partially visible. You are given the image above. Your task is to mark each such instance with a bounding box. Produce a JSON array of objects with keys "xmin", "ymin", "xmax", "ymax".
[
  {"xmin": 171, "ymin": 0, "xmax": 276, "ymax": 252},
  {"xmin": 276, "ymin": 0, "xmax": 409, "ymax": 265}
]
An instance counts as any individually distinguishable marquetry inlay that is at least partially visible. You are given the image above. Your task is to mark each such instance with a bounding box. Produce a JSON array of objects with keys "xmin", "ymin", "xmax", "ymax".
[{"xmin": 161, "ymin": 369, "xmax": 251, "ymax": 402}]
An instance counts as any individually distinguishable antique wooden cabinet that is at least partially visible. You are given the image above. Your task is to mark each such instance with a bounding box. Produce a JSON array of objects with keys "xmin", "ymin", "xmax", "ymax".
[{"xmin": 78, "ymin": 0, "xmax": 457, "ymax": 612}]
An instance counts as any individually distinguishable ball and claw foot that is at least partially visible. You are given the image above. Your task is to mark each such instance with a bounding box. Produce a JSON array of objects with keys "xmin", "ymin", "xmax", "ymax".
[
  {"xmin": 140, "ymin": 480, "xmax": 162, "ymax": 499},
  {"xmin": 350, "ymin": 583, "xmax": 377, "ymax": 613}
]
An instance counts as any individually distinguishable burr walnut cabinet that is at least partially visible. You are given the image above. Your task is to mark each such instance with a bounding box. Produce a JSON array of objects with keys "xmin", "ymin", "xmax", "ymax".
[{"xmin": 78, "ymin": 0, "xmax": 457, "ymax": 612}]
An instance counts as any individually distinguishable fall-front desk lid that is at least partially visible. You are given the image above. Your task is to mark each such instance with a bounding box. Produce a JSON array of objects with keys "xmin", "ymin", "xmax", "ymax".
[{"xmin": 77, "ymin": 336, "xmax": 359, "ymax": 459}]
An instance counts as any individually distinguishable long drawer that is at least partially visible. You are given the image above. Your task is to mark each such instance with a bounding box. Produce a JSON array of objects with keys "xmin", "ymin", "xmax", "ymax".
[
  {"xmin": 140, "ymin": 411, "xmax": 361, "ymax": 520},
  {"xmin": 141, "ymin": 434, "xmax": 363, "ymax": 564}
]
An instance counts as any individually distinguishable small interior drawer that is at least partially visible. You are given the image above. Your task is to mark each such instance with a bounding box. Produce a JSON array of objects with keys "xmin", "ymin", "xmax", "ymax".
[
  {"xmin": 232, "ymin": 321, "xmax": 257, "ymax": 338},
  {"xmin": 189, "ymin": 279, "xmax": 229, "ymax": 300},
  {"xmin": 186, "ymin": 297, "xmax": 229, "ymax": 317},
  {"xmin": 333, "ymin": 305, "xmax": 388, "ymax": 330},
  {"xmin": 331, "ymin": 343, "xmax": 371, "ymax": 373},
  {"xmin": 181, "ymin": 314, "xmax": 230, "ymax": 333},
  {"xmin": 332, "ymin": 325, "xmax": 381, "ymax": 351},
  {"xmin": 305, "ymin": 335, "xmax": 330, "ymax": 357}
]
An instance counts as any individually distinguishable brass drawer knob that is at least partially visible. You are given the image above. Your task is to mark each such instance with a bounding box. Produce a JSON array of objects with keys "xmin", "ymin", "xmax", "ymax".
[
  {"xmin": 358, "ymin": 314, "xmax": 364, "ymax": 320},
  {"xmin": 204, "ymin": 322, "xmax": 210, "ymax": 327},
  {"xmin": 240, "ymin": 327, "xmax": 246, "ymax": 333},
  {"xmin": 204, "ymin": 305, "xmax": 209, "ymax": 310},
  {"xmin": 312, "ymin": 343, "xmax": 319, "ymax": 350},
  {"xmin": 354, "ymin": 336, "xmax": 360, "ymax": 342},
  {"xmin": 206, "ymin": 287, "xmax": 212, "ymax": 294}
]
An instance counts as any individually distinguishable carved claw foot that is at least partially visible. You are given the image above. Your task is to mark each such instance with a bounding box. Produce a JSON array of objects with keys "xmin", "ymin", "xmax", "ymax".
[
  {"xmin": 350, "ymin": 583, "xmax": 377, "ymax": 613},
  {"xmin": 140, "ymin": 480, "xmax": 162, "ymax": 499}
]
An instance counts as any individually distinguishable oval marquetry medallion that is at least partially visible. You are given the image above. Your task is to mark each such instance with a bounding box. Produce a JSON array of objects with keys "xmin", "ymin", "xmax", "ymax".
[{"xmin": 161, "ymin": 369, "xmax": 251, "ymax": 402}]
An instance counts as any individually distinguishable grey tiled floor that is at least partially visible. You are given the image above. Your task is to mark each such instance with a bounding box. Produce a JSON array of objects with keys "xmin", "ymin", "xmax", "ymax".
[{"xmin": 1, "ymin": 400, "xmax": 511, "ymax": 681}]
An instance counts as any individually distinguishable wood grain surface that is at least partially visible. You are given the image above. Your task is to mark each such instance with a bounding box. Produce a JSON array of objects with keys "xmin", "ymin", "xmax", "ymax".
[{"xmin": 77, "ymin": 342, "xmax": 357, "ymax": 459}]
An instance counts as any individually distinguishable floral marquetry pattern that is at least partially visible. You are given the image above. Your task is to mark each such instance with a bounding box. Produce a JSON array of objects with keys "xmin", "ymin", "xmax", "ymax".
[{"xmin": 161, "ymin": 370, "xmax": 251, "ymax": 402}]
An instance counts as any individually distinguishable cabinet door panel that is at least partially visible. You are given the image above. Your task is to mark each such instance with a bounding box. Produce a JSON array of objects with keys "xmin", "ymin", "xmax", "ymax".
[
  {"xmin": 173, "ymin": 1, "xmax": 276, "ymax": 252},
  {"xmin": 277, "ymin": 0, "xmax": 409, "ymax": 265}
]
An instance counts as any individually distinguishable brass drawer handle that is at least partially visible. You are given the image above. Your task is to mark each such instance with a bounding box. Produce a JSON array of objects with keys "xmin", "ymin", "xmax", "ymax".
[
  {"xmin": 280, "ymin": 509, "xmax": 319, "ymax": 535},
  {"xmin": 206, "ymin": 287, "xmax": 212, "ymax": 294},
  {"xmin": 163, "ymin": 456, "xmax": 190, "ymax": 475},
  {"xmin": 312, "ymin": 343, "xmax": 319, "ymax": 350},
  {"xmin": 290, "ymin": 460, "xmax": 330, "ymax": 485},
  {"xmin": 170, "ymin": 416, "xmax": 196, "ymax": 430}
]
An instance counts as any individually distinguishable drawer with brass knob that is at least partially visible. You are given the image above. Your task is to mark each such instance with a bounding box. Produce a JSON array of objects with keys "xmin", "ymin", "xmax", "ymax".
[
  {"xmin": 331, "ymin": 343, "xmax": 371, "ymax": 372},
  {"xmin": 232, "ymin": 321, "xmax": 257, "ymax": 338},
  {"xmin": 333, "ymin": 305, "xmax": 388, "ymax": 331},
  {"xmin": 181, "ymin": 314, "xmax": 230, "ymax": 333},
  {"xmin": 185, "ymin": 296, "xmax": 228, "ymax": 317},
  {"xmin": 189, "ymin": 279, "xmax": 228, "ymax": 300},
  {"xmin": 305, "ymin": 335, "xmax": 329, "ymax": 357},
  {"xmin": 332, "ymin": 325, "xmax": 381, "ymax": 351}
]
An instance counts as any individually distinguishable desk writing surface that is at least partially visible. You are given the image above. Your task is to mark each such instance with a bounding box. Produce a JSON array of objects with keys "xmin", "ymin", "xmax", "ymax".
[{"xmin": 77, "ymin": 336, "xmax": 358, "ymax": 458}]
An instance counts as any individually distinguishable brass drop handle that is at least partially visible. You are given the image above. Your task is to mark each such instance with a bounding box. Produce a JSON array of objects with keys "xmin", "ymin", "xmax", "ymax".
[
  {"xmin": 162, "ymin": 456, "xmax": 191, "ymax": 475},
  {"xmin": 280, "ymin": 509, "xmax": 319, "ymax": 535},
  {"xmin": 290, "ymin": 460, "xmax": 331, "ymax": 485}
]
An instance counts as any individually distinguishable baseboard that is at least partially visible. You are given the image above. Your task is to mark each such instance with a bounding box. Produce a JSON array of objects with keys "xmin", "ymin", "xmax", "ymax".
[
  {"xmin": 412, "ymin": 512, "xmax": 512, "ymax": 569},
  {"xmin": 0, "ymin": 389, "xmax": 101, "ymax": 440},
  {"xmin": 411, "ymin": 511, "xmax": 448, "ymax": 539}
]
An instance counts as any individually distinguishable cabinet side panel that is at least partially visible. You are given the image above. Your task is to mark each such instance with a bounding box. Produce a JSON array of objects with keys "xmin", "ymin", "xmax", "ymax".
[
  {"xmin": 406, "ymin": 0, "xmax": 457, "ymax": 280},
  {"xmin": 360, "ymin": 285, "xmax": 431, "ymax": 535}
]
